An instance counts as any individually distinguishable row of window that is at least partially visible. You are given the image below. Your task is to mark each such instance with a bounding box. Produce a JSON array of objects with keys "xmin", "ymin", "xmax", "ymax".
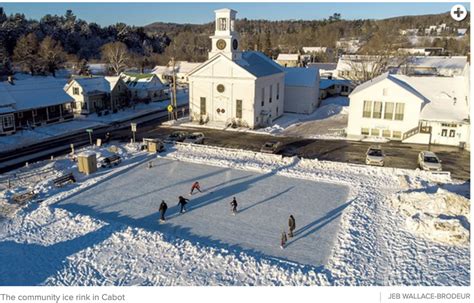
[
  {"xmin": 362, "ymin": 101, "xmax": 405, "ymax": 121},
  {"xmin": 361, "ymin": 128, "xmax": 402, "ymax": 139},
  {"xmin": 261, "ymin": 83, "xmax": 280, "ymax": 107},
  {"xmin": 441, "ymin": 129, "xmax": 456, "ymax": 138}
]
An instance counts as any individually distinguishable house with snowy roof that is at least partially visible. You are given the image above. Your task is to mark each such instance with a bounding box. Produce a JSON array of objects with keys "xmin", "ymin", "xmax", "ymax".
[
  {"xmin": 187, "ymin": 9, "xmax": 286, "ymax": 128},
  {"xmin": 347, "ymin": 71, "xmax": 470, "ymax": 147},
  {"xmin": 64, "ymin": 76, "xmax": 129, "ymax": 115},
  {"xmin": 120, "ymin": 72, "xmax": 167, "ymax": 102},
  {"xmin": 284, "ymin": 67, "xmax": 320, "ymax": 114},
  {"xmin": 275, "ymin": 53, "xmax": 300, "ymax": 67},
  {"xmin": 152, "ymin": 61, "xmax": 202, "ymax": 85},
  {"xmin": 404, "ymin": 56, "xmax": 468, "ymax": 76},
  {"xmin": 0, "ymin": 76, "xmax": 74, "ymax": 135}
]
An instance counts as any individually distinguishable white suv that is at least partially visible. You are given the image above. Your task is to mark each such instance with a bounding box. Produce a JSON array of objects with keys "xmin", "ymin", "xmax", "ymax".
[
  {"xmin": 418, "ymin": 151, "xmax": 442, "ymax": 171},
  {"xmin": 365, "ymin": 146, "xmax": 385, "ymax": 166}
]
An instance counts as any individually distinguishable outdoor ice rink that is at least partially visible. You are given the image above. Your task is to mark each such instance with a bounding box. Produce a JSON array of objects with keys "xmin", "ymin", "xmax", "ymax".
[{"xmin": 58, "ymin": 158, "xmax": 350, "ymax": 266}]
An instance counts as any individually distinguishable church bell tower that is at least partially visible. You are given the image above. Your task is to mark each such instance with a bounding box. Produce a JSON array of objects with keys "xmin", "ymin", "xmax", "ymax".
[{"xmin": 208, "ymin": 8, "xmax": 242, "ymax": 61}]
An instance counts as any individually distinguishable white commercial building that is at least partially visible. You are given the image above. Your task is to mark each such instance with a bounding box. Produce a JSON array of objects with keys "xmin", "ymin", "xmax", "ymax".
[
  {"xmin": 188, "ymin": 9, "xmax": 285, "ymax": 128},
  {"xmin": 347, "ymin": 72, "xmax": 470, "ymax": 148}
]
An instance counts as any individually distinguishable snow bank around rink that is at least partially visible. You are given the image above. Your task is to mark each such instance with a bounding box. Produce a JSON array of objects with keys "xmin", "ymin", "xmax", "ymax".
[
  {"xmin": 391, "ymin": 187, "xmax": 470, "ymax": 246},
  {"xmin": 43, "ymin": 226, "xmax": 329, "ymax": 286},
  {"xmin": 1, "ymin": 141, "xmax": 469, "ymax": 286},
  {"xmin": 0, "ymin": 142, "xmax": 146, "ymax": 214}
]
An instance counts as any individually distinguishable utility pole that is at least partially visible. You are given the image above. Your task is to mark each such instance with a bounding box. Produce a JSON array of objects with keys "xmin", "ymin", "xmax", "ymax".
[{"xmin": 171, "ymin": 57, "xmax": 178, "ymax": 120}]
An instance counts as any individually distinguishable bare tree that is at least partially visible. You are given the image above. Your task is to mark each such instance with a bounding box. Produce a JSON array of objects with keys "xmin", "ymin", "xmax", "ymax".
[
  {"xmin": 342, "ymin": 53, "xmax": 409, "ymax": 83},
  {"xmin": 38, "ymin": 36, "xmax": 67, "ymax": 77},
  {"xmin": 101, "ymin": 42, "xmax": 129, "ymax": 75}
]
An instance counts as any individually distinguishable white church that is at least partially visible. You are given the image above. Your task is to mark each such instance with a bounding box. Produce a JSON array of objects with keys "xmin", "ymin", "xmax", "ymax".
[{"xmin": 188, "ymin": 9, "xmax": 319, "ymax": 129}]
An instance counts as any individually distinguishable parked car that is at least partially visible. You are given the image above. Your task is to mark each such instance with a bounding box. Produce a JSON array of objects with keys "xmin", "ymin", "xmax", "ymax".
[
  {"xmin": 260, "ymin": 141, "xmax": 282, "ymax": 154},
  {"xmin": 184, "ymin": 132, "xmax": 205, "ymax": 144},
  {"xmin": 418, "ymin": 151, "xmax": 442, "ymax": 171},
  {"xmin": 165, "ymin": 131, "xmax": 188, "ymax": 143},
  {"xmin": 365, "ymin": 146, "xmax": 385, "ymax": 166},
  {"xmin": 100, "ymin": 154, "xmax": 122, "ymax": 168}
]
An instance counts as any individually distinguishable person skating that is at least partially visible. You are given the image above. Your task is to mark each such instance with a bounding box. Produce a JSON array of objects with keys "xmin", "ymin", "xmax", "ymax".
[
  {"xmin": 159, "ymin": 200, "xmax": 168, "ymax": 222},
  {"xmin": 178, "ymin": 196, "xmax": 190, "ymax": 213},
  {"xmin": 288, "ymin": 215, "xmax": 296, "ymax": 238},
  {"xmin": 230, "ymin": 197, "xmax": 238, "ymax": 215},
  {"xmin": 190, "ymin": 181, "xmax": 202, "ymax": 195},
  {"xmin": 280, "ymin": 231, "xmax": 287, "ymax": 249}
]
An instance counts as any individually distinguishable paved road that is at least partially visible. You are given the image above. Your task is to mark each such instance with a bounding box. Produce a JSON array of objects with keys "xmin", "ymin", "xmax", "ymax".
[
  {"xmin": 1, "ymin": 110, "xmax": 469, "ymax": 181},
  {"xmin": 141, "ymin": 126, "xmax": 470, "ymax": 181},
  {"xmin": 0, "ymin": 106, "xmax": 187, "ymax": 173}
]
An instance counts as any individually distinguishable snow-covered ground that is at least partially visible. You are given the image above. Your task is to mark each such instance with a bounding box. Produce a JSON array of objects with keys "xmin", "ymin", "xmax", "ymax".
[
  {"xmin": 0, "ymin": 90, "xmax": 188, "ymax": 153},
  {"xmin": 0, "ymin": 142, "xmax": 469, "ymax": 286},
  {"xmin": 176, "ymin": 96, "xmax": 349, "ymax": 140}
]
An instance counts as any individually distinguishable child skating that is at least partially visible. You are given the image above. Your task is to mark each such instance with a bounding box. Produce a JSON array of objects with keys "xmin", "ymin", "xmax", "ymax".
[{"xmin": 190, "ymin": 181, "xmax": 202, "ymax": 195}]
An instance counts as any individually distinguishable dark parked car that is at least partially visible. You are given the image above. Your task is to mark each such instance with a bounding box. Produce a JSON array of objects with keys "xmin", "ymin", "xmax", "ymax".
[
  {"xmin": 165, "ymin": 131, "xmax": 188, "ymax": 143},
  {"xmin": 260, "ymin": 141, "xmax": 282, "ymax": 154}
]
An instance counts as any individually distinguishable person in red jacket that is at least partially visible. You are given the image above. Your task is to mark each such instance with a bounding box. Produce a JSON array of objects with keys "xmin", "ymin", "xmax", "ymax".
[{"xmin": 190, "ymin": 181, "xmax": 202, "ymax": 195}]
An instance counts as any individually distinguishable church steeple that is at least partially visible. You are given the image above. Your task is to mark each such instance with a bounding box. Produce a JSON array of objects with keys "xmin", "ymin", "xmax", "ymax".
[{"xmin": 208, "ymin": 8, "xmax": 241, "ymax": 61}]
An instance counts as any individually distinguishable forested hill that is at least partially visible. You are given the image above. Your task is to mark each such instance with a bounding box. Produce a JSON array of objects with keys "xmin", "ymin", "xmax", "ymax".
[
  {"xmin": 0, "ymin": 8, "xmax": 170, "ymax": 61},
  {"xmin": 146, "ymin": 11, "xmax": 470, "ymax": 62},
  {"xmin": 0, "ymin": 7, "xmax": 469, "ymax": 75}
]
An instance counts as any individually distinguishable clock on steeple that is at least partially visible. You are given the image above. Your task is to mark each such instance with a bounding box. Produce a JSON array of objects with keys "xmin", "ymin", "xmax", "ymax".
[{"xmin": 208, "ymin": 9, "xmax": 242, "ymax": 61}]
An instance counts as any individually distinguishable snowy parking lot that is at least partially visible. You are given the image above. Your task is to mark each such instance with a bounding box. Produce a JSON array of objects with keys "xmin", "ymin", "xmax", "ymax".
[{"xmin": 58, "ymin": 158, "xmax": 350, "ymax": 266}]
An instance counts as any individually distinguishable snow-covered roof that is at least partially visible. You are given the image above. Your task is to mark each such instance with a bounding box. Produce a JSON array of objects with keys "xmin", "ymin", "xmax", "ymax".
[
  {"xmin": 0, "ymin": 77, "xmax": 73, "ymax": 112},
  {"xmin": 350, "ymin": 72, "xmax": 427, "ymax": 102},
  {"xmin": 88, "ymin": 63, "xmax": 108, "ymax": 74},
  {"xmin": 152, "ymin": 61, "xmax": 202, "ymax": 76},
  {"xmin": 320, "ymin": 79, "xmax": 351, "ymax": 90},
  {"xmin": 407, "ymin": 56, "xmax": 467, "ymax": 71},
  {"xmin": 393, "ymin": 75, "xmax": 469, "ymax": 122},
  {"xmin": 120, "ymin": 72, "xmax": 165, "ymax": 91},
  {"xmin": 308, "ymin": 63, "xmax": 337, "ymax": 71},
  {"xmin": 237, "ymin": 51, "xmax": 284, "ymax": 77},
  {"xmin": 336, "ymin": 55, "xmax": 403, "ymax": 72},
  {"xmin": 70, "ymin": 76, "xmax": 121, "ymax": 94},
  {"xmin": 284, "ymin": 67, "xmax": 318, "ymax": 87},
  {"xmin": 351, "ymin": 72, "xmax": 469, "ymax": 122},
  {"xmin": 302, "ymin": 47, "xmax": 329, "ymax": 53},
  {"xmin": 276, "ymin": 54, "xmax": 299, "ymax": 61}
]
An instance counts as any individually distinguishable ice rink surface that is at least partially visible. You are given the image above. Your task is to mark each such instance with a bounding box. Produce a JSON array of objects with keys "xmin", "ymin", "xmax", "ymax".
[{"xmin": 58, "ymin": 158, "xmax": 350, "ymax": 266}]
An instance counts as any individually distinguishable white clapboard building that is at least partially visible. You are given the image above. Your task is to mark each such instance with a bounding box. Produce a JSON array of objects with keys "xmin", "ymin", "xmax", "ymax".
[
  {"xmin": 347, "ymin": 71, "xmax": 470, "ymax": 148},
  {"xmin": 187, "ymin": 9, "xmax": 285, "ymax": 128},
  {"xmin": 188, "ymin": 8, "xmax": 320, "ymax": 129}
]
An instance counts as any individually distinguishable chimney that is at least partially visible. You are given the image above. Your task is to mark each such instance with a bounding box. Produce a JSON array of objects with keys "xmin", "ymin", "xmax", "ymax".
[{"xmin": 7, "ymin": 75, "xmax": 14, "ymax": 85}]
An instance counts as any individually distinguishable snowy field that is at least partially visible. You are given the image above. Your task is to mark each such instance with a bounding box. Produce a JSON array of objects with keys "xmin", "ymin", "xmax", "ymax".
[{"xmin": 0, "ymin": 142, "xmax": 470, "ymax": 286}]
